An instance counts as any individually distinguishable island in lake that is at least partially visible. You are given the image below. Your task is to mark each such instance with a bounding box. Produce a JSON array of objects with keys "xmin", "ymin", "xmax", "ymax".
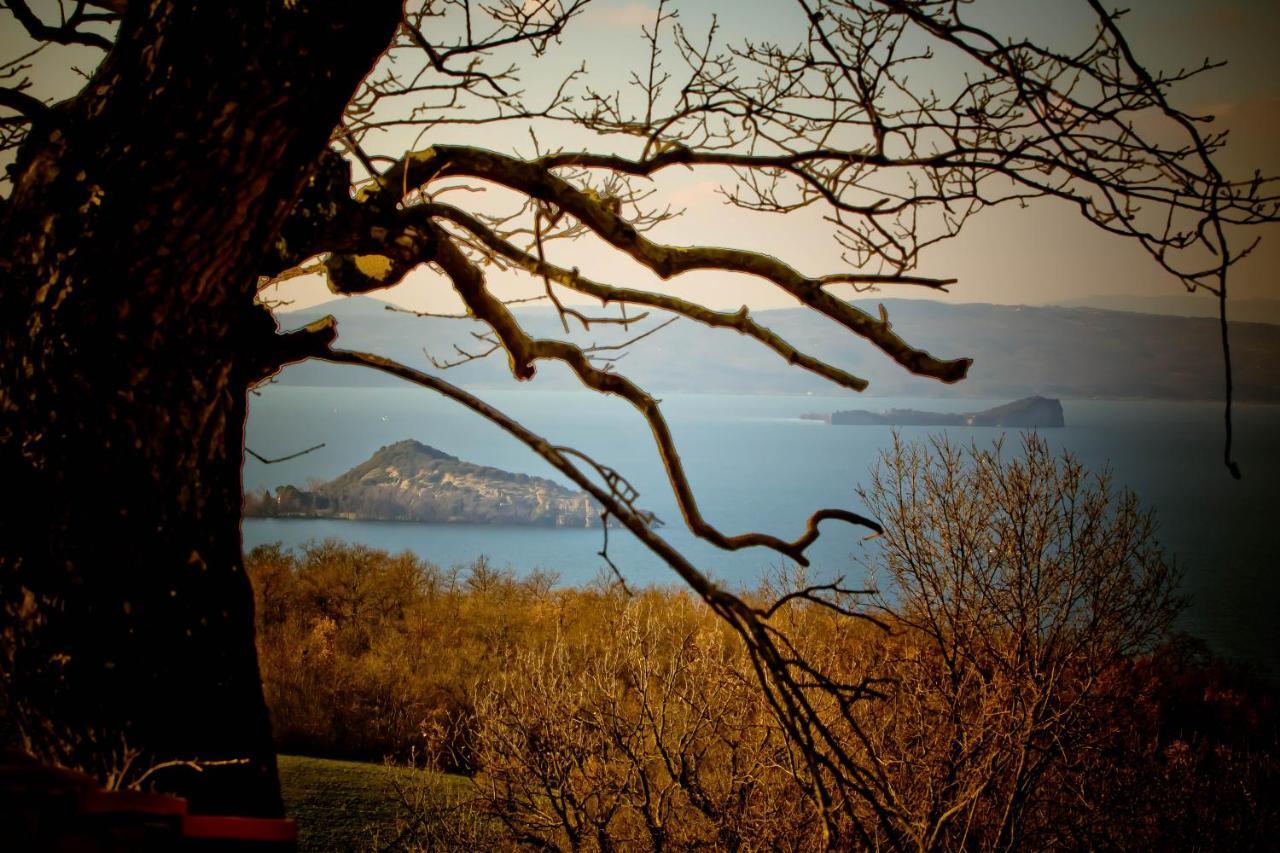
[
  {"xmin": 244, "ymin": 439, "xmax": 600, "ymax": 527},
  {"xmin": 802, "ymin": 395, "xmax": 1065, "ymax": 428}
]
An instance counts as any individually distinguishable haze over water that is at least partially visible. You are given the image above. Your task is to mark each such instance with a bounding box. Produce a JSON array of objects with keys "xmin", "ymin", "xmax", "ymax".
[{"xmin": 244, "ymin": 382, "xmax": 1280, "ymax": 674}]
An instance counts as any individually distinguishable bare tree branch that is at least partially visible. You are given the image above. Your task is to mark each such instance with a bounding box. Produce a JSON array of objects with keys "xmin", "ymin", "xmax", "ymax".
[
  {"xmin": 0, "ymin": 84, "xmax": 47, "ymax": 120},
  {"xmin": 245, "ymin": 443, "xmax": 326, "ymax": 465},
  {"xmin": 3, "ymin": 0, "xmax": 115, "ymax": 50},
  {"xmin": 374, "ymin": 145, "xmax": 973, "ymax": 382}
]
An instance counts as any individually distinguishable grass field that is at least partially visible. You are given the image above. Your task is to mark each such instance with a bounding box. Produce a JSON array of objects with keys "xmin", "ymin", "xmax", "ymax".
[{"xmin": 278, "ymin": 754, "xmax": 470, "ymax": 851}]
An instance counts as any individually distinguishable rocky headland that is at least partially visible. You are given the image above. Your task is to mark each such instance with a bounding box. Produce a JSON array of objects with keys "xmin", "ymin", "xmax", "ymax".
[
  {"xmin": 244, "ymin": 440, "xmax": 600, "ymax": 527},
  {"xmin": 803, "ymin": 395, "xmax": 1065, "ymax": 428}
]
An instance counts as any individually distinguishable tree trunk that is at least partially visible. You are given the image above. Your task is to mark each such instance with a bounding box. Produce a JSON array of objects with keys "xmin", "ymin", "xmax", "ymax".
[{"xmin": 0, "ymin": 1, "xmax": 399, "ymax": 816}]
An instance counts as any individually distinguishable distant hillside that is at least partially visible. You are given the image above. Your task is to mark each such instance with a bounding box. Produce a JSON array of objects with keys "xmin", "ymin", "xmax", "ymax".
[
  {"xmin": 245, "ymin": 439, "xmax": 599, "ymax": 527},
  {"xmin": 269, "ymin": 296, "xmax": 1280, "ymax": 401},
  {"xmin": 1050, "ymin": 293, "xmax": 1280, "ymax": 325}
]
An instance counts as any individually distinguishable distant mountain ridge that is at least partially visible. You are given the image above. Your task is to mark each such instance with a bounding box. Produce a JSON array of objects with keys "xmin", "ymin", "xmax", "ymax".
[
  {"xmin": 245, "ymin": 439, "xmax": 600, "ymax": 527},
  {"xmin": 269, "ymin": 297, "xmax": 1280, "ymax": 401},
  {"xmin": 1048, "ymin": 294, "xmax": 1280, "ymax": 325}
]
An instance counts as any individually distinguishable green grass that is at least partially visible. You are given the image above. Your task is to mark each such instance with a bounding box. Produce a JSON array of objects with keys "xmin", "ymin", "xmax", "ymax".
[{"xmin": 278, "ymin": 754, "xmax": 470, "ymax": 851}]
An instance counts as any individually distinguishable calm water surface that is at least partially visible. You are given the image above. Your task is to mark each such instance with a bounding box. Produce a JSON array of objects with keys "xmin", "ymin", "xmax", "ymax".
[{"xmin": 244, "ymin": 376, "xmax": 1280, "ymax": 673}]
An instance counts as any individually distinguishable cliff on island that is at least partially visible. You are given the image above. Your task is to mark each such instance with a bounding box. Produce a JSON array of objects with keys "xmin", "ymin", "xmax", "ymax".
[
  {"xmin": 804, "ymin": 396, "xmax": 1065, "ymax": 428},
  {"xmin": 244, "ymin": 439, "xmax": 600, "ymax": 527}
]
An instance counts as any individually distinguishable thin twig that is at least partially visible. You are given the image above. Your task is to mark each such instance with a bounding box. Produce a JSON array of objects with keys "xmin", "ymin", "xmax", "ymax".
[{"xmin": 245, "ymin": 443, "xmax": 325, "ymax": 464}]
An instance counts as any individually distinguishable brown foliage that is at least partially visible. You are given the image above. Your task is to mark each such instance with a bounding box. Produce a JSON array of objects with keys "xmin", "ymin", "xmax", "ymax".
[
  {"xmin": 249, "ymin": 541, "xmax": 600, "ymax": 765},
  {"xmin": 248, "ymin": 435, "xmax": 1278, "ymax": 849},
  {"xmin": 471, "ymin": 593, "xmax": 817, "ymax": 849}
]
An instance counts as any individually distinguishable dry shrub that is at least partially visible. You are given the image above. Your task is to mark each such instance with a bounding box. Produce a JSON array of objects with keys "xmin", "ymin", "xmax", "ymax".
[
  {"xmin": 849, "ymin": 434, "xmax": 1184, "ymax": 850},
  {"xmin": 471, "ymin": 591, "xmax": 820, "ymax": 850},
  {"xmin": 249, "ymin": 542, "xmax": 573, "ymax": 765},
  {"xmin": 455, "ymin": 436, "xmax": 1275, "ymax": 850},
  {"xmin": 247, "ymin": 437, "xmax": 1278, "ymax": 849}
]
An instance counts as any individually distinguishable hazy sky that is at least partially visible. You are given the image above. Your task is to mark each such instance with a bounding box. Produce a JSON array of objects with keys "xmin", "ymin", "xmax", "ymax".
[
  {"xmin": 3, "ymin": 1, "xmax": 1277, "ymax": 317},
  {"xmin": 268, "ymin": 0, "xmax": 1280, "ymax": 318}
]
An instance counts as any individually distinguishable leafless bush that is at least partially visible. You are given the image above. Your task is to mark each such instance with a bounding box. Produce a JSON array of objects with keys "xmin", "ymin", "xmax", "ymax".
[
  {"xmin": 470, "ymin": 592, "xmax": 824, "ymax": 850},
  {"xmin": 854, "ymin": 433, "xmax": 1182, "ymax": 850},
  {"xmin": 462, "ymin": 435, "xmax": 1197, "ymax": 851}
]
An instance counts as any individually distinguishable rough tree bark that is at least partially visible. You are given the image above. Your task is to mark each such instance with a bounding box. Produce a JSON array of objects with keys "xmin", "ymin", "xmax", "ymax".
[{"xmin": 0, "ymin": 1, "xmax": 400, "ymax": 816}]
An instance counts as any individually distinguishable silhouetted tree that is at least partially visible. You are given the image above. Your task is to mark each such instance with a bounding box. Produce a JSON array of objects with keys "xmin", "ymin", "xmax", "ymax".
[
  {"xmin": 1, "ymin": 0, "xmax": 1275, "ymax": 822},
  {"xmin": 0, "ymin": 0, "xmax": 403, "ymax": 816}
]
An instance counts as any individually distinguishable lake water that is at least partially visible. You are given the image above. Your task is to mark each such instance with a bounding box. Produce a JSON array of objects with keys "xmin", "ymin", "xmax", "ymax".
[{"xmin": 244, "ymin": 375, "xmax": 1280, "ymax": 673}]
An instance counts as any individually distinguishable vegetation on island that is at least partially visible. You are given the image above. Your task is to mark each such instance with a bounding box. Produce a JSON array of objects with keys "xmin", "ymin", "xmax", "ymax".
[
  {"xmin": 245, "ymin": 439, "xmax": 600, "ymax": 527},
  {"xmin": 802, "ymin": 395, "xmax": 1066, "ymax": 427}
]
